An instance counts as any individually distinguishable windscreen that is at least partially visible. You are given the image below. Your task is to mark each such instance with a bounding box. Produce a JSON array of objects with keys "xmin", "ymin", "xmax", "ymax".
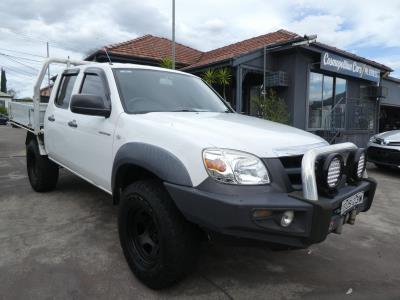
[{"xmin": 113, "ymin": 68, "xmax": 231, "ymax": 114}]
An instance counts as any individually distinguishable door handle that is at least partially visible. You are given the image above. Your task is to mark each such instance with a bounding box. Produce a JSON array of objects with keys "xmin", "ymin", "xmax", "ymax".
[
  {"xmin": 68, "ymin": 120, "xmax": 78, "ymax": 128},
  {"xmin": 48, "ymin": 115, "xmax": 55, "ymax": 122}
]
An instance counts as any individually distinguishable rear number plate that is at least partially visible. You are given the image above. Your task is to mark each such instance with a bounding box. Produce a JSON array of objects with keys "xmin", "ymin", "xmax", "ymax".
[{"xmin": 341, "ymin": 192, "xmax": 364, "ymax": 215}]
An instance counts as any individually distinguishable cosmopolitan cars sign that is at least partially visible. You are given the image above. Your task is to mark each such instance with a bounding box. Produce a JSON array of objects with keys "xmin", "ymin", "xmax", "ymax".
[{"xmin": 321, "ymin": 51, "xmax": 380, "ymax": 83}]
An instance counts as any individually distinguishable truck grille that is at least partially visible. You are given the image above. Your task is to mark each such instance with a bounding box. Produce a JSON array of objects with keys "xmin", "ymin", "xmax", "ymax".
[{"xmin": 279, "ymin": 155, "xmax": 303, "ymax": 191}]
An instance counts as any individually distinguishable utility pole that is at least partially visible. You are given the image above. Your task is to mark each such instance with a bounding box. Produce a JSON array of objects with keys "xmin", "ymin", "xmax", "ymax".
[
  {"xmin": 46, "ymin": 42, "xmax": 51, "ymax": 90},
  {"xmin": 172, "ymin": 0, "xmax": 176, "ymax": 69}
]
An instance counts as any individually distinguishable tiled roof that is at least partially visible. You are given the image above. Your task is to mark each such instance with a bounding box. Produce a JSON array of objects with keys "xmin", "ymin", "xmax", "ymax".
[
  {"xmin": 87, "ymin": 29, "xmax": 392, "ymax": 72},
  {"xmin": 186, "ymin": 29, "xmax": 300, "ymax": 69},
  {"xmin": 104, "ymin": 35, "xmax": 203, "ymax": 65}
]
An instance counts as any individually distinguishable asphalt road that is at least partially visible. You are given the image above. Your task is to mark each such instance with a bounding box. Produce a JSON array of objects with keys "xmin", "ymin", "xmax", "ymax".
[{"xmin": 0, "ymin": 126, "xmax": 399, "ymax": 300}]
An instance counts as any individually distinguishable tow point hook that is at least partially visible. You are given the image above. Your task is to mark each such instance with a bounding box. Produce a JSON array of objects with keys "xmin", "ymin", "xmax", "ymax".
[{"xmin": 348, "ymin": 210, "xmax": 357, "ymax": 225}]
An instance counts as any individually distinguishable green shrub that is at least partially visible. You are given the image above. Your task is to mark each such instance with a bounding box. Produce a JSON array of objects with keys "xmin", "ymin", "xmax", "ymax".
[
  {"xmin": 251, "ymin": 89, "xmax": 290, "ymax": 124},
  {"xmin": 159, "ymin": 57, "xmax": 173, "ymax": 69},
  {"xmin": 0, "ymin": 106, "xmax": 7, "ymax": 115}
]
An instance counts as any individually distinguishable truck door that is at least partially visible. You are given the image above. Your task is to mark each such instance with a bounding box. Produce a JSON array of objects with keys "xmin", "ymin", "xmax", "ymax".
[
  {"xmin": 64, "ymin": 68, "xmax": 115, "ymax": 191},
  {"xmin": 45, "ymin": 69, "xmax": 79, "ymax": 166}
]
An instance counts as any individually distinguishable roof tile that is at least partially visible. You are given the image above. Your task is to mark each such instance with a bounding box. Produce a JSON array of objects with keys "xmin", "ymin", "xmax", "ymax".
[{"xmin": 105, "ymin": 35, "xmax": 203, "ymax": 65}]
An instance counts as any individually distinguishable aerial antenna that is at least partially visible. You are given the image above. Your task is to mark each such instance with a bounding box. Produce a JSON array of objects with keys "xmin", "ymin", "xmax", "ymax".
[{"xmin": 103, "ymin": 47, "xmax": 113, "ymax": 65}]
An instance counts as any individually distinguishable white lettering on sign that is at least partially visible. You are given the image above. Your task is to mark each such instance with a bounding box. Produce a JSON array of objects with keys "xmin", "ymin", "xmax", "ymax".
[{"xmin": 322, "ymin": 52, "xmax": 380, "ymax": 82}]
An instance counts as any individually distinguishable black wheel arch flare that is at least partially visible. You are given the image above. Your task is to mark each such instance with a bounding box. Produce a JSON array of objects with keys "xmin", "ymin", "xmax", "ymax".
[{"xmin": 112, "ymin": 142, "xmax": 193, "ymax": 203}]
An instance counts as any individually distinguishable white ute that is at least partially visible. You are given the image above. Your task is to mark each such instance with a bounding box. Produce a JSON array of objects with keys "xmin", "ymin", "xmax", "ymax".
[{"xmin": 9, "ymin": 58, "xmax": 377, "ymax": 289}]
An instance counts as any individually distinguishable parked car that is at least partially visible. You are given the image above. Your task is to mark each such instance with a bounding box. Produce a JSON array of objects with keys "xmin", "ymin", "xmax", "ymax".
[
  {"xmin": 367, "ymin": 130, "xmax": 400, "ymax": 169},
  {"xmin": 0, "ymin": 113, "xmax": 9, "ymax": 125},
  {"xmin": 9, "ymin": 58, "xmax": 377, "ymax": 289}
]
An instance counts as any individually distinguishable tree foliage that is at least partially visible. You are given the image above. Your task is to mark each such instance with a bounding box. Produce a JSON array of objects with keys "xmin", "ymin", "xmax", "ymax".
[
  {"xmin": 252, "ymin": 89, "xmax": 290, "ymax": 124},
  {"xmin": 1, "ymin": 68, "xmax": 7, "ymax": 93},
  {"xmin": 0, "ymin": 106, "xmax": 7, "ymax": 115},
  {"xmin": 7, "ymin": 88, "xmax": 17, "ymax": 98},
  {"xmin": 202, "ymin": 69, "xmax": 217, "ymax": 85},
  {"xmin": 202, "ymin": 68, "xmax": 232, "ymax": 100},
  {"xmin": 159, "ymin": 57, "xmax": 173, "ymax": 69},
  {"xmin": 216, "ymin": 68, "xmax": 231, "ymax": 99}
]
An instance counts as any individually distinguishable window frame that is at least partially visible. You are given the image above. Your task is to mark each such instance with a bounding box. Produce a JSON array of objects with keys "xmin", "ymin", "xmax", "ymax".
[
  {"xmin": 79, "ymin": 67, "xmax": 111, "ymax": 109},
  {"xmin": 306, "ymin": 70, "xmax": 347, "ymax": 131},
  {"xmin": 54, "ymin": 69, "xmax": 79, "ymax": 109},
  {"xmin": 112, "ymin": 68, "xmax": 233, "ymax": 114}
]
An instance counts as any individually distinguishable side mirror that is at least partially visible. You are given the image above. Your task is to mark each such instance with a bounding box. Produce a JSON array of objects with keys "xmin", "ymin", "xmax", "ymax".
[{"xmin": 70, "ymin": 94, "xmax": 111, "ymax": 117}]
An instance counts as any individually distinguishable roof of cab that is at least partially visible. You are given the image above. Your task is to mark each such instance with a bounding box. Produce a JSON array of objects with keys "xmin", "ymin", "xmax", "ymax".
[{"xmin": 79, "ymin": 62, "xmax": 197, "ymax": 77}]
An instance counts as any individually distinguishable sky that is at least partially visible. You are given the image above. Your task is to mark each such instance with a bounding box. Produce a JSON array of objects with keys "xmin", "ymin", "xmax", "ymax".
[{"xmin": 0, "ymin": 0, "xmax": 399, "ymax": 97}]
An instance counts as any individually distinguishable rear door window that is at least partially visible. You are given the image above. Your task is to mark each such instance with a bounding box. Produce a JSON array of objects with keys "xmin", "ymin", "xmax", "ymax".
[{"xmin": 55, "ymin": 74, "xmax": 77, "ymax": 109}]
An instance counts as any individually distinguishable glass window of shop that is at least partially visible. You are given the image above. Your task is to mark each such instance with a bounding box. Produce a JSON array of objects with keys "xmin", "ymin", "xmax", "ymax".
[{"xmin": 308, "ymin": 72, "xmax": 346, "ymax": 130}]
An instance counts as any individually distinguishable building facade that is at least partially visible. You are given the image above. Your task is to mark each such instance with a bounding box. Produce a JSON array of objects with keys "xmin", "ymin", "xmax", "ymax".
[
  {"xmin": 86, "ymin": 30, "xmax": 393, "ymax": 146},
  {"xmin": 0, "ymin": 91, "xmax": 12, "ymax": 112},
  {"xmin": 380, "ymin": 77, "xmax": 400, "ymax": 131}
]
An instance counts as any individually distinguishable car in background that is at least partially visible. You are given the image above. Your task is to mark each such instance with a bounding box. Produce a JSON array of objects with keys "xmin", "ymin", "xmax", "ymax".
[
  {"xmin": 0, "ymin": 113, "xmax": 9, "ymax": 125},
  {"xmin": 367, "ymin": 130, "xmax": 400, "ymax": 169}
]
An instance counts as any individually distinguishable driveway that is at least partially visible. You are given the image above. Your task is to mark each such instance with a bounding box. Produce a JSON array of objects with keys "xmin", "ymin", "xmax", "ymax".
[{"xmin": 0, "ymin": 126, "xmax": 399, "ymax": 299}]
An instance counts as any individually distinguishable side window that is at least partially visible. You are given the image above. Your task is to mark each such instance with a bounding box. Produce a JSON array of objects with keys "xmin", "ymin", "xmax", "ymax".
[
  {"xmin": 80, "ymin": 74, "xmax": 106, "ymax": 96},
  {"xmin": 80, "ymin": 73, "xmax": 110, "ymax": 108},
  {"xmin": 55, "ymin": 74, "xmax": 77, "ymax": 109}
]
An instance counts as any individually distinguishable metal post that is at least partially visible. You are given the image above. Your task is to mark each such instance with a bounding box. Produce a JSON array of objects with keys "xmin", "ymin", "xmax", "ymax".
[
  {"xmin": 263, "ymin": 46, "xmax": 266, "ymax": 101},
  {"xmin": 172, "ymin": 0, "xmax": 176, "ymax": 69},
  {"xmin": 46, "ymin": 42, "xmax": 50, "ymax": 93}
]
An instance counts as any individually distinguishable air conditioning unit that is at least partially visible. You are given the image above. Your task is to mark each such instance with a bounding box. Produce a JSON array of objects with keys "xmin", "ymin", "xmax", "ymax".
[{"xmin": 265, "ymin": 71, "xmax": 289, "ymax": 88}]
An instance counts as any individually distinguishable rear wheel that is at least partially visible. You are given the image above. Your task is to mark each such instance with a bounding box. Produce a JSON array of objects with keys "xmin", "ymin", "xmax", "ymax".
[
  {"xmin": 118, "ymin": 180, "xmax": 200, "ymax": 289},
  {"xmin": 26, "ymin": 138, "xmax": 59, "ymax": 192}
]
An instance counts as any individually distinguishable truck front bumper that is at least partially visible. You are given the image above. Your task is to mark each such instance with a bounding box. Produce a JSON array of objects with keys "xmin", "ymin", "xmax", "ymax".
[{"xmin": 165, "ymin": 178, "xmax": 376, "ymax": 248}]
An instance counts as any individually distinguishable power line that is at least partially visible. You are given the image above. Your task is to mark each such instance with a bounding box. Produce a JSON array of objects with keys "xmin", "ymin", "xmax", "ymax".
[
  {"xmin": 0, "ymin": 65, "xmax": 35, "ymax": 77},
  {"xmin": 0, "ymin": 52, "xmax": 42, "ymax": 63},
  {"xmin": 0, "ymin": 47, "xmax": 45, "ymax": 58},
  {"xmin": 2, "ymin": 69, "xmax": 33, "ymax": 78},
  {"xmin": 0, "ymin": 54, "xmax": 39, "ymax": 72},
  {"xmin": 0, "ymin": 59, "xmax": 37, "ymax": 76},
  {"xmin": 1, "ymin": 28, "xmax": 48, "ymax": 44}
]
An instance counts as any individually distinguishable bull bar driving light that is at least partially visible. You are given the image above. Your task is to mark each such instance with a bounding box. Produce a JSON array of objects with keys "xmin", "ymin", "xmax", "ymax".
[
  {"xmin": 317, "ymin": 153, "xmax": 344, "ymax": 196},
  {"xmin": 347, "ymin": 149, "xmax": 367, "ymax": 184}
]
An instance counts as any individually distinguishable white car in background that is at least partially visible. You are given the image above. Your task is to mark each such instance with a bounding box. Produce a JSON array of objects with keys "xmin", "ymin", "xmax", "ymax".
[{"xmin": 367, "ymin": 130, "xmax": 400, "ymax": 169}]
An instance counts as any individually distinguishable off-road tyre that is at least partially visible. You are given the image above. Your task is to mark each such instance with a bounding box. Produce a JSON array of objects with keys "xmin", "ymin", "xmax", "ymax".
[
  {"xmin": 26, "ymin": 138, "xmax": 59, "ymax": 192},
  {"xmin": 118, "ymin": 180, "xmax": 201, "ymax": 289}
]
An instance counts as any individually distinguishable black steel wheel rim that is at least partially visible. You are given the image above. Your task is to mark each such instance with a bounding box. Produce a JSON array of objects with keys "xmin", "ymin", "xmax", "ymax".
[{"xmin": 128, "ymin": 196, "xmax": 160, "ymax": 265}]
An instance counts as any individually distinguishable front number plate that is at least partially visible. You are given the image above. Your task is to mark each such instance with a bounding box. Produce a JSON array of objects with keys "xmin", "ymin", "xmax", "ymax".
[{"xmin": 341, "ymin": 192, "xmax": 364, "ymax": 216}]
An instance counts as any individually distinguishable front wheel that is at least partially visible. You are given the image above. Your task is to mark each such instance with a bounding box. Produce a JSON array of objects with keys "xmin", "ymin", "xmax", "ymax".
[
  {"xmin": 26, "ymin": 138, "xmax": 59, "ymax": 192},
  {"xmin": 118, "ymin": 180, "xmax": 200, "ymax": 289}
]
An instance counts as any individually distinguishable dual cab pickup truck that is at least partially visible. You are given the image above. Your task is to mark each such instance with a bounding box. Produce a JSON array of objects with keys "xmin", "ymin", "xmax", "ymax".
[{"xmin": 9, "ymin": 58, "xmax": 377, "ymax": 289}]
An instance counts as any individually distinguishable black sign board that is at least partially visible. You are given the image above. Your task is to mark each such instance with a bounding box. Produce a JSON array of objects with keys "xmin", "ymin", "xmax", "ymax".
[{"xmin": 320, "ymin": 51, "xmax": 380, "ymax": 83}]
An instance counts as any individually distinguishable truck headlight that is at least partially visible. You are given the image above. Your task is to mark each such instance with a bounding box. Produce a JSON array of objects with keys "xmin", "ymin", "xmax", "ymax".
[{"xmin": 203, "ymin": 148, "xmax": 270, "ymax": 185}]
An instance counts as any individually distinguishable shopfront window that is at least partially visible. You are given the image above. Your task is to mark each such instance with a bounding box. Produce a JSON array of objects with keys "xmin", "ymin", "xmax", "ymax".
[
  {"xmin": 332, "ymin": 78, "xmax": 346, "ymax": 129},
  {"xmin": 347, "ymin": 98, "xmax": 376, "ymax": 130},
  {"xmin": 308, "ymin": 73, "xmax": 323, "ymax": 128},
  {"xmin": 308, "ymin": 72, "xmax": 346, "ymax": 130}
]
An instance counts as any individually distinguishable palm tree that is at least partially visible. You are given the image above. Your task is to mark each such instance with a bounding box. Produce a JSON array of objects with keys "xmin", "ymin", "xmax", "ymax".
[
  {"xmin": 159, "ymin": 57, "xmax": 173, "ymax": 69},
  {"xmin": 202, "ymin": 69, "xmax": 217, "ymax": 85},
  {"xmin": 216, "ymin": 68, "xmax": 231, "ymax": 100}
]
